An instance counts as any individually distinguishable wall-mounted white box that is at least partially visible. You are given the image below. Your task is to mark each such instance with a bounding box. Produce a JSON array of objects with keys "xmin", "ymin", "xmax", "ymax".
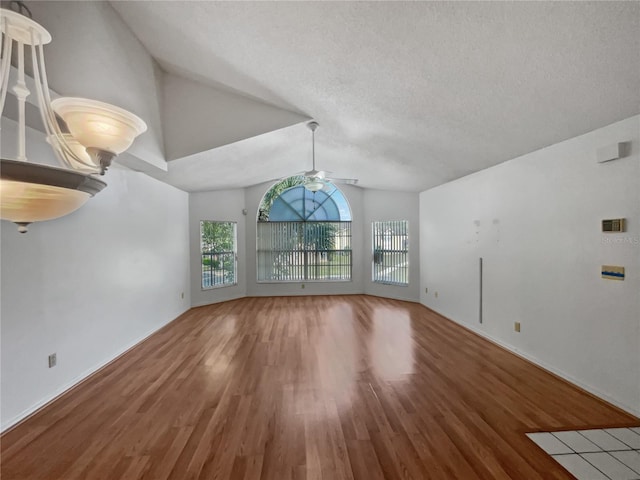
[{"xmin": 597, "ymin": 143, "xmax": 624, "ymax": 163}]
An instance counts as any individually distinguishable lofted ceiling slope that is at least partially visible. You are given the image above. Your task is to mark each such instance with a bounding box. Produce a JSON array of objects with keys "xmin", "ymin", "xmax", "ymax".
[{"xmin": 111, "ymin": 1, "xmax": 640, "ymax": 193}]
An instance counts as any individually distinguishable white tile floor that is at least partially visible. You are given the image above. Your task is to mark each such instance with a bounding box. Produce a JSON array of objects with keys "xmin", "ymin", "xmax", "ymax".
[{"xmin": 527, "ymin": 428, "xmax": 640, "ymax": 480}]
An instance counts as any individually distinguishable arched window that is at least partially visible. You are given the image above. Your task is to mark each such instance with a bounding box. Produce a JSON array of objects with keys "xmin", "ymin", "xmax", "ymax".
[{"xmin": 257, "ymin": 177, "xmax": 352, "ymax": 282}]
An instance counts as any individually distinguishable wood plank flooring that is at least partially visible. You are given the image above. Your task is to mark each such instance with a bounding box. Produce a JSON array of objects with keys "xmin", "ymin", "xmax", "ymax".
[{"xmin": 1, "ymin": 295, "xmax": 637, "ymax": 479}]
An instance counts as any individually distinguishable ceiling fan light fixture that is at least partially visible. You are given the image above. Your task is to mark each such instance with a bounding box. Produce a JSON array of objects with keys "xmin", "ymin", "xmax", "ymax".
[
  {"xmin": 305, "ymin": 177, "xmax": 325, "ymax": 192},
  {"xmin": 295, "ymin": 120, "xmax": 357, "ymax": 190}
]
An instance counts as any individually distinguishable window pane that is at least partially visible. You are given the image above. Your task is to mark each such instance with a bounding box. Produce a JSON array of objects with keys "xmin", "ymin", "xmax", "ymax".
[
  {"xmin": 257, "ymin": 221, "xmax": 352, "ymax": 282},
  {"xmin": 201, "ymin": 221, "xmax": 237, "ymax": 289},
  {"xmin": 372, "ymin": 220, "xmax": 409, "ymax": 286},
  {"xmin": 257, "ymin": 179, "xmax": 353, "ymax": 283},
  {"xmin": 261, "ymin": 183, "xmax": 352, "ymax": 222}
]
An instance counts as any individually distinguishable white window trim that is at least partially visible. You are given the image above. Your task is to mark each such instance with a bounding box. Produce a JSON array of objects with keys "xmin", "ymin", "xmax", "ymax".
[{"xmin": 200, "ymin": 220, "xmax": 238, "ymax": 291}]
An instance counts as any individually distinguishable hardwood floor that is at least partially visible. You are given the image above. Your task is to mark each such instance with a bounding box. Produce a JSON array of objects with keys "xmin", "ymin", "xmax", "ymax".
[{"xmin": 1, "ymin": 295, "xmax": 637, "ymax": 479}]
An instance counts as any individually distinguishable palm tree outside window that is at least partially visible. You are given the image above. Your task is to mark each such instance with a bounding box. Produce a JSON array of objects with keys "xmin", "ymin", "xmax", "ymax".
[{"xmin": 257, "ymin": 177, "xmax": 352, "ymax": 282}]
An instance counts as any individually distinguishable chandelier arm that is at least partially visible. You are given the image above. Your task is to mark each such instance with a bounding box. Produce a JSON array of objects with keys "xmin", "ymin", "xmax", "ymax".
[
  {"xmin": 29, "ymin": 39, "xmax": 59, "ymax": 152},
  {"xmin": 0, "ymin": 39, "xmax": 12, "ymax": 113},
  {"xmin": 54, "ymin": 141, "xmax": 100, "ymax": 172},
  {"xmin": 31, "ymin": 37, "xmax": 98, "ymax": 172},
  {"xmin": 14, "ymin": 39, "xmax": 29, "ymax": 161},
  {"xmin": 34, "ymin": 40, "xmax": 62, "ymax": 137},
  {"xmin": 0, "ymin": 18, "xmax": 14, "ymax": 113},
  {"xmin": 30, "ymin": 39, "xmax": 77, "ymax": 170}
]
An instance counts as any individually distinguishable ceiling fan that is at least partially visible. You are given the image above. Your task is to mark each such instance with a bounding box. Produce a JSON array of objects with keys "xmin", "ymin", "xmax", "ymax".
[{"xmin": 299, "ymin": 121, "xmax": 358, "ymax": 192}]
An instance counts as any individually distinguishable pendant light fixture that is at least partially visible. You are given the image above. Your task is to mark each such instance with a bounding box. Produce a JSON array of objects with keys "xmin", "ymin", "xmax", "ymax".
[{"xmin": 0, "ymin": 3, "xmax": 147, "ymax": 233}]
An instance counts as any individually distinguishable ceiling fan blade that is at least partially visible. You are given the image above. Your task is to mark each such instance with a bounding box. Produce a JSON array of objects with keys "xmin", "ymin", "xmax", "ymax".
[
  {"xmin": 303, "ymin": 169, "xmax": 327, "ymax": 179},
  {"xmin": 326, "ymin": 177, "xmax": 359, "ymax": 185}
]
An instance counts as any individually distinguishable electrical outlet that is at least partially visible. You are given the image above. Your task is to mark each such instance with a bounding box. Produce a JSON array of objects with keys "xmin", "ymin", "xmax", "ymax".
[
  {"xmin": 301, "ymin": 284, "xmax": 305, "ymax": 289},
  {"xmin": 181, "ymin": 292, "xmax": 184, "ymax": 299},
  {"xmin": 435, "ymin": 291, "xmax": 438, "ymax": 298},
  {"xmin": 48, "ymin": 353, "xmax": 57, "ymax": 368},
  {"xmin": 514, "ymin": 322, "xmax": 521, "ymax": 333},
  {"xmin": 425, "ymin": 287, "xmax": 428, "ymax": 294}
]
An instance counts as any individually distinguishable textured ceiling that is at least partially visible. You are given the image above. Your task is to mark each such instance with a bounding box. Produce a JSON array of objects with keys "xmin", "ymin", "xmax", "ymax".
[{"xmin": 112, "ymin": 1, "xmax": 640, "ymax": 192}]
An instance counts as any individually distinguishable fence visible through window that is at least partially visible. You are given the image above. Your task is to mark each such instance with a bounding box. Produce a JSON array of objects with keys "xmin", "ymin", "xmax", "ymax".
[
  {"xmin": 373, "ymin": 220, "xmax": 409, "ymax": 286},
  {"xmin": 257, "ymin": 221, "xmax": 352, "ymax": 281},
  {"xmin": 200, "ymin": 221, "xmax": 237, "ymax": 289},
  {"xmin": 202, "ymin": 251, "xmax": 236, "ymax": 288}
]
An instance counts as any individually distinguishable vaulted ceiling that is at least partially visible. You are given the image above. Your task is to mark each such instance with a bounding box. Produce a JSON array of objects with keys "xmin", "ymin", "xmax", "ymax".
[{"xmin": 111, "ymin": 1, "xmax": 639, "ymax": 192}]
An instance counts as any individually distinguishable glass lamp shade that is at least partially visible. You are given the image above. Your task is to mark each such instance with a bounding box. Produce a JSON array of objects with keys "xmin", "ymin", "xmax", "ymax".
[
  {"xmin": 305, "ymin": 177, "xmax": 325, "ymax": 192},
  {"xmin": 0, "ymin": 159, "xmax": 106, "ymax": 230},
  {"xmin": 51, "ymin": 97, "xmax": 147, "ymax": 155}
]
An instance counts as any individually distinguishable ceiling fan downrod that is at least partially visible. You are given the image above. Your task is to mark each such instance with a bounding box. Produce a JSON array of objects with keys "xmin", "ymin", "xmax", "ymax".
[{"xmin": 307, "ymin": 121, "xmax": 319, "ymax": 172}]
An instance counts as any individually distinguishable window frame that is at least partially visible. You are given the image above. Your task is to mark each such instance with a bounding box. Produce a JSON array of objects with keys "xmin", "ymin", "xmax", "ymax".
[
  {"xmin": 372, "ymin": 220, "xmax": 409, "ymax": 286},
  {"xmin": 200, "ymin": 220, "xmax": 238, "ymax": 290},
  {"xmin": 256, "ymin": 182, "xmax": 353, "ymax": 283},
  {"xmin": 256, "ymin": 220, "xmax": 352, "ymax": 283}
]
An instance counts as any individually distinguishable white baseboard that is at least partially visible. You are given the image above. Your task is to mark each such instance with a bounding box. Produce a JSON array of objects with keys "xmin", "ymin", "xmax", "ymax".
[
  {"xmin": 1, "ymin": 308, "xmax": 189, "ymax": 433},
  {"xmin": 422, "ymin": 303, "xmax": 640, "ymax": 419},
  {"xmin": 364, "ymin": 292, "xmax": 420, "ymax": 304},
  {"xmin": 191, "ymin": 293, "xmax": 246, "ymax": 308}
]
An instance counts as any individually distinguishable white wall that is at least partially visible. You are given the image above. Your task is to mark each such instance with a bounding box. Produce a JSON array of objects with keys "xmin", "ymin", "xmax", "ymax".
[
  {"xmin": 420, "ymin": 115, "xmax": 640, "ymax": 415},
  {"xmin": 0, "ymin": 126, "xmax": 190, "ymax": 431},
  {"xmin": 363, "ymin": 190, "xmax": 420, "ymax": 302},
  {"xmin": 189, "ymin": 190, "xmax": 247, "ymax": 306},
  {"xmin": 162, "ymin": 73, "xmax": 308, "ymax": 161}
]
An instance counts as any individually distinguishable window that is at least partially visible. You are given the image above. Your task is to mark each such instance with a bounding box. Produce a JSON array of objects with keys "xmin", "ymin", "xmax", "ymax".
[
  {"xmin": 373, "ymin": 220, "xmax": 409, "ymax": 286},
  {"xmin": 257, "ymin": 177, "xmax": 352, "ymax": 282},
  {"xmin": 200, "ymin": 221, "xmax": 237, "ymax": 289}
]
